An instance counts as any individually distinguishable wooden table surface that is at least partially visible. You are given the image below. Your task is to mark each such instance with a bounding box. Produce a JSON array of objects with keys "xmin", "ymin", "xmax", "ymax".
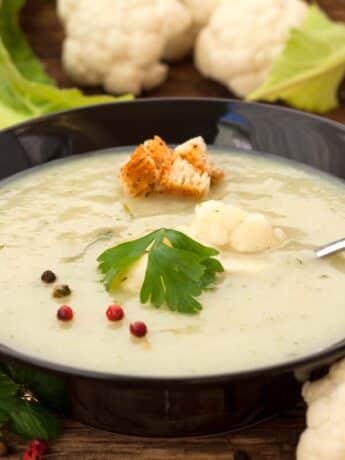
[{"xmin": 6, "ymin": 1, "xmax": 345, "ymax": 458}]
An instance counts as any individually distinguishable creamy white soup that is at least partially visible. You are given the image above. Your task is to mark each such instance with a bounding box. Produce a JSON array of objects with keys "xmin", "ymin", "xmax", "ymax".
[{"xmin": 0, "ymin": 150, "xmax": 345, "ymax": 377}]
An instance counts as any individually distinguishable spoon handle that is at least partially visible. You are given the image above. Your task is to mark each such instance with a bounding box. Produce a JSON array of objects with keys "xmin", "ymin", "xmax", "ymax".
[{"xmin": 315, "ymin": 238, "xmax": 345, "ymax": 259}]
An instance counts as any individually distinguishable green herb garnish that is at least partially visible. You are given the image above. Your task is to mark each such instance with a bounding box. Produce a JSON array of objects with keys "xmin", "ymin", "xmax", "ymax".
[{"xmin": 97, "ymin": 229, "xmax": 224, "ymax": 314}]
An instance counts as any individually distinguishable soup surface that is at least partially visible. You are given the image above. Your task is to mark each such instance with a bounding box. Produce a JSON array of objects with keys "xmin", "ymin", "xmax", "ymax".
[{"xmin": 0, "ymin": 150, "xmax": 345, "ymax": 377}]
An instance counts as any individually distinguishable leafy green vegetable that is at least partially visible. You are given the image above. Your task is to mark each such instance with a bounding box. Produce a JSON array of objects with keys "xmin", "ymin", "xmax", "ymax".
[
  {"xmin": 0, "ymin": 369, "xmax": 19, "ymax": 397},
  {"xmin": 0, "ymin": 0, "xmax": 53, "ymax": 84},
  {"xmin": 0, "ymin": 0, "xmax": 132, "ymax": 129},
  {"xmin": 0, "ymin": 410, "xmax": 9, "ymax": 425},
  {"xmin": 98, "ymin": 229, "xmax": 224, "ymax": 314},
  {"xmin": 247, "ymin": 5, "xmax": 345, "ymax": 113},
  {"xmin": 3, "ymin": 361, "xmax": 69, "ymax": 414},
  {"xmin": 0, "ymin": 369, "xmax": 60, "ymax": 440},
  {"xmin": 0, "ymin": 38, "xmax": 130, "ymax": 129},
  {"xmin": 7, "ymin": 399, "xmax": 60, "ymax": 440}
]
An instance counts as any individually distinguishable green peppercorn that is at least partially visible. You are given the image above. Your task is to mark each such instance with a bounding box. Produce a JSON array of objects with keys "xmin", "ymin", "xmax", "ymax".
[{"xmin": 52, "ymin": 284, "xmax": 72, "ymax": 298}]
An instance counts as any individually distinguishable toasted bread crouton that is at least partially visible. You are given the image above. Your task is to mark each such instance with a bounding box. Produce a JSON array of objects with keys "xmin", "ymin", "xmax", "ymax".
[
  {"xmin": 119, "ymin": 136, "xmax": 173, "ymax": 197},
  {"xmin": 143, "ymin": 136, "xmax": 173, "ymax": 173},
  {"xmin": 160, "ymin": 156, "xmax": 210, "ymax": 198},
  {"xmin": 119, "ymin": 145, "xmax": 159, "ymax": 197},
  {"xmin": 174, "ymin": 137, "xmax": 224, "ymax": 182},
  {"xmin": 119, "ymin": 135, "xmax": 223, "ymax": 198}
]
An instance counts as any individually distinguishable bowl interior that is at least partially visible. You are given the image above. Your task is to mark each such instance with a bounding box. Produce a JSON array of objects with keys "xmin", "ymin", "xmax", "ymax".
[{"xmin": 1, "ymin": 98, "xmax": 345, "ymax": 383}]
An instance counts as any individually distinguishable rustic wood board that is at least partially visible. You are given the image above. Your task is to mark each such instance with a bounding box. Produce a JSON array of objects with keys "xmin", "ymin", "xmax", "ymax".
[
  {"xmin": 5, "ymin": 0, "xmax": 344, "ymax": 458},
  {"xmin": 7, "ymin": 412, "xmax": 305, "ymax": 460}
]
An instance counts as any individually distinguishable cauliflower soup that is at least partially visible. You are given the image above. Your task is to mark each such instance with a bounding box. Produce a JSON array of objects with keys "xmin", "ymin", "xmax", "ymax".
[{"xmin": 0, "ymin": 149, "xmax": 345, "ymax": 377}]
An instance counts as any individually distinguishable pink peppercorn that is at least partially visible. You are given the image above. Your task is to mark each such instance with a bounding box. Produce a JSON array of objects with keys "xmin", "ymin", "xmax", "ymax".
[
  {"xmin": 57, "ymin": 305, "xmax": 73, "ymax": 321},
  {"xmin": 130, "ymin": 321, "xmax": 147, "ymax": 338},
  {"xmin": 106, "ymin": 305, "xmax": 124, "ymax": 322}
]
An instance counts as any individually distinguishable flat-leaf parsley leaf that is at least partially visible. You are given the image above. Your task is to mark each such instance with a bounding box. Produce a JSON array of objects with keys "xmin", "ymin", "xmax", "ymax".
[{"xmin": 97, "ymin": 229, "xmax": 224, "ymax": 314}]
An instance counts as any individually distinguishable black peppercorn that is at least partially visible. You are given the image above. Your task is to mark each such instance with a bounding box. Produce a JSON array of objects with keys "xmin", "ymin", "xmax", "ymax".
[
  {"xmin": 234, "ymin": 451, "xmax": 251, "ymax": 460},
  {"xmin": 53, "ymin": 284, "xmax": 72, "ymax": 298},
  {"xmin": 41, "ymin": 270, "xmax": 56, "ymax": 284}
]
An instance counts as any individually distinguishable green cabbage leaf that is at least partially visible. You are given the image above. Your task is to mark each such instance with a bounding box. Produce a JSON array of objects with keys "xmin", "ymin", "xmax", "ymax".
[
  {"xmin": 0, "ymin": 0, "xmax": 53, "ymax": 84},
  {"xmin": 0, "ymin": 0, "xmax": 131, "ymax": 129},
  {"xmin": 247, "ymin": 5, "xmax": 345, "ymax": 113}
]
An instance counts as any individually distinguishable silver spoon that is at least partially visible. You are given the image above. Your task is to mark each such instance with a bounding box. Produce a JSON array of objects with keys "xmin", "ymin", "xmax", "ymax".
[{"xmin": 315, "ymin": 238, "xmax": 345, "ymax": 259}]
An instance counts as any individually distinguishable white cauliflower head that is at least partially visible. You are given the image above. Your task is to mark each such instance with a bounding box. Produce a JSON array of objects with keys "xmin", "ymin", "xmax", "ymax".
[
  {"xmin": 57, "ymin": 0, "xmax": 80, "ymax": 22},
  {"xmin": 195, "ymin": 0, "xmax": 308, "ymax": 97},
  {"xmin": 58, "ymin": 0, "xmax": 192, "ymax": 95},
  {"xmin": 163, "ymin": 0, "xmax": 220, "ymax": 61},
  {"xmin": 297, "ymin": 358, "xmax": 345, "ymax": 460}
]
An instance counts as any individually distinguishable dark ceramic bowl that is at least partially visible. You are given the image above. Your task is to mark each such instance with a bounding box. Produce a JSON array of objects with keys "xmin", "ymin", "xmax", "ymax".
[{"xmin": 1, "ymin": 98, "xmax": 345, "ymax": 437}]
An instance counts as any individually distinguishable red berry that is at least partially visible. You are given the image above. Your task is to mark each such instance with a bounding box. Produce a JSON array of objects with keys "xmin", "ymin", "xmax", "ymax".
[
  {"xmin": 28, "ymin": 440, "xmax": 48, "ymax": 456},
  {"xmin": 57, "ymin": 305, "xmax": 73, "ymax": 321},
  {"xmin": 23, "ymin": 450, "xmax": 35, "ymax": 460},
  {"xmin": 23, "ymin": 440, "xmax": 48, "ymax": 459},
  {"xmin": 130, "ymin": 321, "xmax": 147, "ymax": 338},
  {"xmin": 106, "ymin": 305, "xmax": 124, "ymax": 322}
]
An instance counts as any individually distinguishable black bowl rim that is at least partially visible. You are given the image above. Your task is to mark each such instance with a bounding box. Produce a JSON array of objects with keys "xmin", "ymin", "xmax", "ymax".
[
  {"xmin": 3, "ymin": 96, "xmax": 345, "ymax": 134},
  {"xmin": 1, "ymin": 97, "xmax": 345, "ymax": 385}
]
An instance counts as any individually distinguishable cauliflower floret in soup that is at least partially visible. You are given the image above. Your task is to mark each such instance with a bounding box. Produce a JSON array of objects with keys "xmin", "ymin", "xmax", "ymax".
[
  {"xmin": 187, "ymin": 200, "xmax": 285, "ymax": 252},
  {"xmin": 189, "ymin": 200, "xmax": 247, "ymax": 247},
  {"xmin": 230, "ymin": 213, "xmax": 284, "ymax": 253}
]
